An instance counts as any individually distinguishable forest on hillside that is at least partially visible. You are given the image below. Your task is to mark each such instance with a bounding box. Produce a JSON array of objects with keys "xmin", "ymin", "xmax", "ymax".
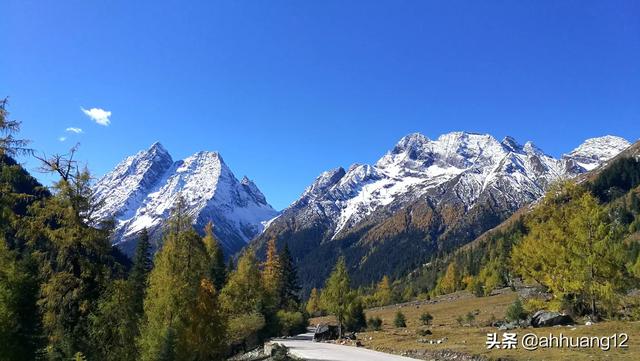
[
  {"xmin": 0, "ymin": 99, "xmax": 326, "ymax": 361},
  {"xmin": 384, "ymin": 154, "xmax": 640, "ymax": 321}
]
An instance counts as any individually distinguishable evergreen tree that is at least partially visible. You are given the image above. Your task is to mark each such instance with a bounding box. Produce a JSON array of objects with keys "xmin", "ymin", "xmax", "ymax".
[
  {"xmin": 202, "ymin": 222, "xmax": 226, "ymax": 290},
  {"xmin": 0, "ymin": 98, "xmax": 30, "ymax": 157},
  {"xmin": 436, "ymin": 261, "xmax": 461, "ymax": 295},
  {"xmin": 220, "ymin": 249, "xmax": 265, "ymax": 346},
  {"xmin": 0, "ymin": 238, "xmax": 41, "ymax": 361},
  {"xmin": 373, "ymin": 275, "xmax": 392, "ymax": 306},
  {"xmin": 184, "ymin": 279, "xmax": 227, "ymax": 360},
  {"xmin": 344, "ymin": 297, "xmax": 366, "ymax": 332},
  {"xmin": 227, "ymin": 257, "xmax": 235, "ymax": 274},
  {"xmin": 221, "ymin": 249, "xmax": 265, "ymax": 316},
  {"xmin": 129, "ymin": 228, "xmax": 152, "ymax": 315},
  {"xmin": 278, "ymin": 243, "xmax": 301, "ymax": 310},
  {"xmin": 305, "ymin": 288, "xmax": 321, "ymax": 316},
  {"xmin": 89, "ymin": 280, "xmax": 139, "ymax": 361},
  {"xmin": 138, "ymin": 200, "xmax": 225, "ymax": 361},
  {"xmin": 512, "ymin": 184, "xmax": 628, "ymax": 315},
  {"xmin": 28, "ymin": 150, "xmax": 115, "ymax": 359},
  {"xmin": 320, "ymin": 256, "xmax": 353, "ymax": 337},
  {"xmin": 262, "ymin": 238, "xmax": 283, "ymax": 311}
]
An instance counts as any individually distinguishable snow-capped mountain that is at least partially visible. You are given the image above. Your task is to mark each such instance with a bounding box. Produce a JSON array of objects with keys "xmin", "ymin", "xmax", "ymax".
[
  {"xmin": 563, "ymin": 135, "xmax": 631, "ymax": 172},
  {"xmin": 252, "ymin": 132, "xmax": 630, "ymax": 293},
  {"xmin": 94, "ymin": 143, "xmax": 278, "ymax": 255},
  {"xmin": 272, "ymin": 132, "xmax": 629, "ymax": 240}
]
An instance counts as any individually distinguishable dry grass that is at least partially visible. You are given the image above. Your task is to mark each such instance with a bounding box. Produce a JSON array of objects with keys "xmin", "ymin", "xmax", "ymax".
[{"xmin": 310, "ymin": 290, "xmax": 640, "ymax": 360}]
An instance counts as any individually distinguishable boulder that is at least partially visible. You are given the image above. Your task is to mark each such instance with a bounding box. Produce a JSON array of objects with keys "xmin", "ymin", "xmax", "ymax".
[
  {"xmin": 530, "ymin": 311, "xmax": 573, "ymax": 328},
  {"xmin": 313, "ymin": 324, "xmax": 340, "ymax": 341}
]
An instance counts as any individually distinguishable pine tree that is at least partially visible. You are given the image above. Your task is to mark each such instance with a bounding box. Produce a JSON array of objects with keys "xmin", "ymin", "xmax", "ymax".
[
  {"xmin": 0, "ymin": 238, "xmax": 41, "ymax": 361},
  {"xmin": 184, "ymin": 279, "xmax": 227, "ymax": 360},
  {"xmin": 89, "ymin": 280, "xmax": 139, "ymax": 361},
  {"xmin": 373, "ymin": 275, "xmax": 392, "ymax": 306},
  {"xmin": 220, "ymin": 249, "xmax": 265, "ymax": 345},
  {"xmin": 306, "ymin": 288, "xmax": 321, "ymax": 316},
  {"xmin": 28, "ymin": 152, "xmax": 115, "ymax": 359},
  {"xmin": 0, "ymin": 98, "xmax": 30, "ymax": 157},
  {"xmin": 138, "ymin": 200, "xmax": 225, "ymax": 361},
  {"xmin": 512, "ymin": 184, "xmax": 628, "ymax": 316},
  {"xmin": 227, "ymin": 257, "xmax": 235, "ymax": 274},
  {"xmin": 262, "ymin": 238, "xmax": 282, "ymax": 311},
  {"xmin": 437, "ymin": 262, "xmax": 461, "ymax": 295},
  {"xmin": 278, "ymin": 243, "xmax": 300, "ymax": 310},
  {"xmin": 320, "ymin": 256, "xmax": 354, "ymax": 337},
  {"xmin": 202, "ymin": 222, "xmax": 226, "ymax": 290},
  {"xmin": 129, "ymin": 228, "xmax": 152, "ymax": 315},
  {"xmin": 569, "ymin": 192, "xmax": 627, "ymax": 315},
  {"xmin": 220, "ymin": 249, "xmax": 264, "ymax": 316}
]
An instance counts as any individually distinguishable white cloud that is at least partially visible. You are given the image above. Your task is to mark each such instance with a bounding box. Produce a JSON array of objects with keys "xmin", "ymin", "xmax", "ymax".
[
  {"xmin": 81, "ymin": 107, "xmax": 111, "ymax": 126},
  {"xmin": 58, "ymin": 136, "xmax": 67, "ymax": 142},
  {"xmin": 66, "ymin": 127, "xmax": 83, "ymax": 133}
]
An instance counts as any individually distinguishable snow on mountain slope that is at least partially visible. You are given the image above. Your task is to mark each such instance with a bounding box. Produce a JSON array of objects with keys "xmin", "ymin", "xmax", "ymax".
[
  {"xmin": 268, "ymin": 132, "xmax": 630, "ymax": 239},
  {"xmin": 94, "ymin": 143, "xmax": 278, "ymax": 255},
  {"xmin": 93, "ymin": 142, "xmax": 174, "ymax": 222},
  {"xmin": 563, "ymin": 135, "xmax": 631, "ymax": 171}
]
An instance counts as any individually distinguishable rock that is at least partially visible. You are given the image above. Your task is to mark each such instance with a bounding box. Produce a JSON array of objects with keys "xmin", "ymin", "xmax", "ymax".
[
  {"xmin": 530, "ymin": 311, "xmax": 574, "ymax": 328},
  {"xmin": 585, "ymin": 321, "xmax": 592, "ymax": 326},
  {"xmin": 313, "ymin": 324, "xmax": 340, "ymax": 341},
  {"xmin": 498, "ymin": 321, "xmax": 519, "ymax": 330},
  {"xmin": 343, "ymin": 332, "xmax": 357, "ymax": 340}
]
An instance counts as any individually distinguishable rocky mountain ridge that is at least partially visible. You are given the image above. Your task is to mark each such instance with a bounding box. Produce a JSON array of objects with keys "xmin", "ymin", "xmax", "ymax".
[
  {"xmin": 252, "ymin": 132, "xmax": 630, "ymax": 293},
  {"xmin": 93, "ymin": 142, "xmax": 278, "ymax": 255}
]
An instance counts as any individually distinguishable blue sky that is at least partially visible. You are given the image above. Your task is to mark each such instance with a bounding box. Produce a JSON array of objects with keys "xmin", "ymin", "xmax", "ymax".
[{"xmin": 2, "ymin": 1, "xmax": 639, "ymax": 210}]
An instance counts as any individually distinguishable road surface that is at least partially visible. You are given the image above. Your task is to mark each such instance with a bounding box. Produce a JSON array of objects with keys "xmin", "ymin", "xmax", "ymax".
[{"xmin": 270, "ymin": 330, "xmax": 420, "ymax": 361}]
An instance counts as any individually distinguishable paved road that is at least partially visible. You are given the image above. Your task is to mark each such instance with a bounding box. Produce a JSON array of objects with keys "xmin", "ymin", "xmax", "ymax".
[{"xmin": 270, "ymin": 330, "xmax": 420, "ymax": 361}]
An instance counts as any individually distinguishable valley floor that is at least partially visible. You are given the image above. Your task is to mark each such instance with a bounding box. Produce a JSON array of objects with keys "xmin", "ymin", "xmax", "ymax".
[{"xmin": 310, "ymin": 290, "xmax": 640, "ymax": 361}]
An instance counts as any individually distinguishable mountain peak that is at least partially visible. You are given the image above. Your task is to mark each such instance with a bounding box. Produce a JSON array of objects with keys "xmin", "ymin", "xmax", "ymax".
[
  {"xmin": 563, "ymin": 135, "xmax": 631, "ymax": 171},
  {"xmin": 241, "ymin": 176, "xmax": 268, "ymax": 205},
  {"xmin": 304, "ymin": 167, "xmax": 346, "ymax": 197},
  {"xmin": 94, "ymin": 144, "xmax": 277, "ymax": 255},
  {"xmin": 523, "ymin": 141, "xmax": 544, "ymax": 155},
  {"xmin": 149, "ymin": 141, "xmax": 167, "ymax": 151},
  {"xmin": 501, "ymin": 136, "xmax": 522, "ymax": 152},
  {"xmin": 388, "ymin": 133, "xmax": 430, "ymax": 156}
]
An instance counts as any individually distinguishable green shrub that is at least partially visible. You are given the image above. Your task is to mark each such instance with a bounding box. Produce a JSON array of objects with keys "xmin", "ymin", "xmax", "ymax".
[
  {"xmin": 465, "ymin": 311, "xmax": 476, "ymax": 325},
  {"xmin": 367, "ymin": 316, "xmax": 383, "ymax": 331},
  {"xmin": 276, "ymin": 310, "xmax": 307, "ymax": 337},
  {"xmin": 344, "ymin": 299, "xmax": 367, "ymax": 332},
  {"xmin": 472, "ymin": 280, "xmax": 485, "ymax": 297},
  {"xmin": 394, "ymin": 310, "xmax": 407, "ymax": 328},
  {"xmin": 455, "ymin": 315, "xmax": 464, "ymax": 326},
  {"xmin": 419, "ymin": 312, "xmax": 433, "ymax": 326},
  {"xmin": 505, "ymin": 299, "xmax": 528, "ymax": 322}
]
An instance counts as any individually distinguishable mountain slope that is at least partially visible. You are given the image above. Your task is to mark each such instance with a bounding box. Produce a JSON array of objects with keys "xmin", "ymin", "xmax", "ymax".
[
  {"xmin": 94, "ymin": 143, "xmax": 278, "ymax": 255},
  {"xmin": 251, "ymin": 132, "xmax": 630, "ymax": 294}
]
